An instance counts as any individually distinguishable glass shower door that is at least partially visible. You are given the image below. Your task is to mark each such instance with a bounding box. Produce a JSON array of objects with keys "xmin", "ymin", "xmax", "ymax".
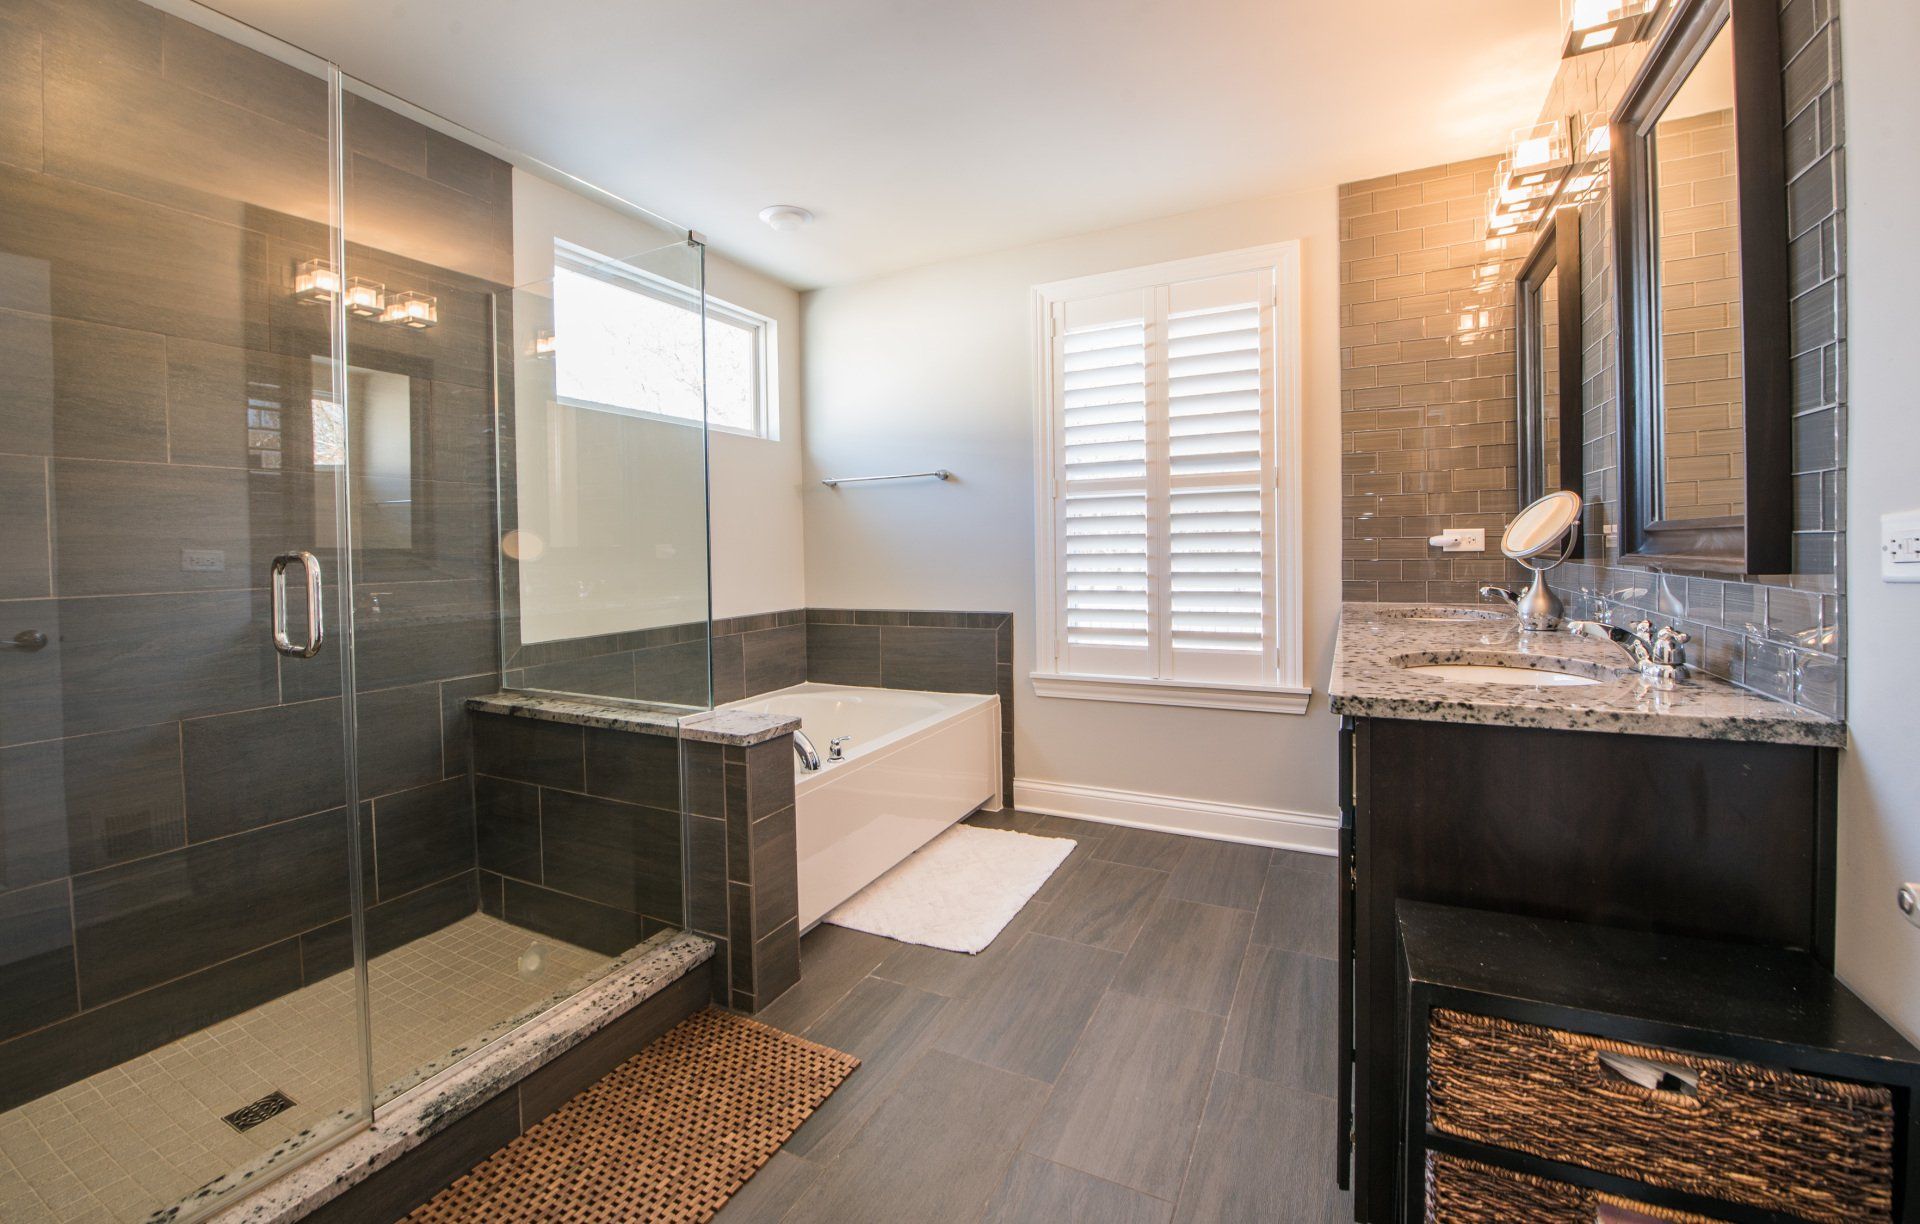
[{"xmin": 0, "ymin": 3, "xmax": 374, "ymax": 1220}]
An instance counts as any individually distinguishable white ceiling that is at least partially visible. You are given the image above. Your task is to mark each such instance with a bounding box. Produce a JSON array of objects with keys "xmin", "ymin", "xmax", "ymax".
[{"xmin": 205, "ymin": 0, "xmax": 1563, "ymax": 289}]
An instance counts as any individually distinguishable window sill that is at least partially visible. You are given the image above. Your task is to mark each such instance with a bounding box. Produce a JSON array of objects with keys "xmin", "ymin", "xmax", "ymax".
[{"xmin": 1029, "ymin": 672, "xmax": 1312, "ymax": 714}]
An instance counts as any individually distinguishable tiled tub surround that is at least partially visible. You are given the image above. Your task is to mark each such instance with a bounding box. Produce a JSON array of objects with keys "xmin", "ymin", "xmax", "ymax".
[
  {"xmin": 504, "ymin": 607, "xmax": 1017, "ymax": 799},
  {"xmin": 468, "ymin": 705, "xmax": 803, "ymax": 1014},
  {"xmin": 1338, "ymin": 0, "xmax": 1849, "ymax": 720},
  {"xmin": 1329, "ymin": 603, "xmax": 1843, "ymax": 747},
  {"xmin": 0, "ymin": 0, "xmax": 513, "ymax": 1133}
]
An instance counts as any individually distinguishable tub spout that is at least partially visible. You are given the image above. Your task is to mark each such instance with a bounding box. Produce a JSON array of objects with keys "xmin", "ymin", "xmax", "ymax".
[{"xmin": 793, "ymin": 730, "xmax": 821, "ymax": 772}]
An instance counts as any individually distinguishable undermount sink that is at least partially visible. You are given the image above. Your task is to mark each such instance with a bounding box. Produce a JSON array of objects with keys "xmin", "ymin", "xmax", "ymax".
[
  {"xmin": 1376, "ymin": 606, "xmax": 1505, "ymax": 623},
  {"xmin": 1390, "ymin": 650, "xmax": 1619, "ymax": 687}
]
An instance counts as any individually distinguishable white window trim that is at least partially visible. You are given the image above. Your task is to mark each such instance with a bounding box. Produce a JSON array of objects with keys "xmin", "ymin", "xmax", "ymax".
[
  {"xmin": 1028, "ymin": 241, "xmax": 1307, "ymax": 715},
  {"xmin": 552, "ymin": 239, "xmax": 780, "ymax": 441}
]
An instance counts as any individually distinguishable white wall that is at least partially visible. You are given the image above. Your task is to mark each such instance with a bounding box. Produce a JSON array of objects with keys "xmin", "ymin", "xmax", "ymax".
[
  {"xmin": 1836, "ymin": 6, "xmax": 1920, "ymax": 1040},
  {"xmin": 801, "ymin": 191, "xmax": 1343, "ymax": 836},
  {"xmin": 509, "ymin": 170, "xmax": 806, "ymax": 640}
]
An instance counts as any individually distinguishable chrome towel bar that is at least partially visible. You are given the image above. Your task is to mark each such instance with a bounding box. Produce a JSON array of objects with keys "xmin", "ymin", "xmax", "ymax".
[{"xmin": 820, "ymin": 469, "xmax": 952, "ymax": 488}]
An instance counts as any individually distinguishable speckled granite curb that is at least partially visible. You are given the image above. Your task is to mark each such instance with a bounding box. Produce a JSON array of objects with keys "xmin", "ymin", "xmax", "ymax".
[
  {"xmin": 194, "ymin": 932, "xmax": 713, "ymax": 1224},
  {"xmin": 1330, "ymin": 603, "xmax": 1846, "ymax": 747},
  {"xmin": 466, "ymin": 691, "xmax": 800, "ymax": 745}
]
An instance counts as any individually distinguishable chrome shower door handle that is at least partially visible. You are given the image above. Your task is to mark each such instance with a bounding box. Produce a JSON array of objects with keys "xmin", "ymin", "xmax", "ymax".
[{"xmin": 270, "ymin": 551, "xmax": 325, "ymax": 658}]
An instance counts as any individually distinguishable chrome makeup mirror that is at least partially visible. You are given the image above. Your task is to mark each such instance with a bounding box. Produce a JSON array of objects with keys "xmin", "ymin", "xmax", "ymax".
[{"xmin": 1481, "ymin": 490, "xmax": 1583, "ymax": 631}]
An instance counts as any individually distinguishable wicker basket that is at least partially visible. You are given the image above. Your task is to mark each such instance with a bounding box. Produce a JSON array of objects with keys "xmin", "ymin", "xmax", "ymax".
[
  {"xmin": 1426, "ymin": 1152, "xmax": 1731, "ymax": 1223},
  {"xmin": 1427, "ymin": 1009, "xmax": 1896, "ymax": 1222}
]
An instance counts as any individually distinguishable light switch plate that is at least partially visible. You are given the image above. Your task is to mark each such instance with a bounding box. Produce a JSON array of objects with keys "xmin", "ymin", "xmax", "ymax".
[{"xmin": 1880, "ymin": 509, "xmax": 1920, "ymax": 582}]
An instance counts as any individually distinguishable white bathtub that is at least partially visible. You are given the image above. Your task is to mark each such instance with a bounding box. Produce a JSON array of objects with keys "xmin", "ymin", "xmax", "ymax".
[{"xmin": 722, "ymin": 682, "xmax": 1002, "ymax": 929}]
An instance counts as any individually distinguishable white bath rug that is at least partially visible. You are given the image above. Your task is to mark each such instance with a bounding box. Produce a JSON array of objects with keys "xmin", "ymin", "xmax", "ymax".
[{"xmin": 823, "ymin": 824, "xmax": 1076, "ymax": 954}]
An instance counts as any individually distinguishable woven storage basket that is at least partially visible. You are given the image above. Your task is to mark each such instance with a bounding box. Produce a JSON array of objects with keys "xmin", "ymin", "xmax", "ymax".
[
  {"xmin": 1426, "ymin": 1152, "xmax": 1730, "ymax": 1223},
  {"xmin": 1427, "ymin": 1008, "xmax": 1895, "ymax": 1222}
]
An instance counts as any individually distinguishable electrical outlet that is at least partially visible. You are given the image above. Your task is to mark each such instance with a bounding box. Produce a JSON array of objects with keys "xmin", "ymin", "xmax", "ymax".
[
  {"xmin": 1881, "ymin": 510, "xmax": 1920, "ymax": 582},
  {"xmin": 181, "ymin": 548, "xmax": 226, "ymax": 573},
  {"xmin": 1426, "ymin": 528, "xmax": 1485, "ymax": 553},
  {"xmin": 1900, "ymin": 884, "xmax": 1920, "ymax": 930}
]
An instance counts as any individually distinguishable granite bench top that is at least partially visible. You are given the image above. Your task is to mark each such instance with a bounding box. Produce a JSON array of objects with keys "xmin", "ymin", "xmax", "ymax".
[
  {"xmin": 466, "ymin": 691, "xmax": 800, "ymax": 746},
  {"xmin": 1329, "ymin": 603, "xmax": 1845, "ymax": 748}
]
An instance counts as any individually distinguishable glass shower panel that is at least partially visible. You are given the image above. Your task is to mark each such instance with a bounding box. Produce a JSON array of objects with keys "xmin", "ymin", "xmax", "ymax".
[
  {"xmin": 0, "ymin": 3, "xmax": 372, "ymax": 1221},
  {"xmin": 338, "ymin": 83, "xmax": 700, "ymax": 1104},
  {"xmin": 504, "ymin": 240, "xmax": 714, "ymax": 710}
]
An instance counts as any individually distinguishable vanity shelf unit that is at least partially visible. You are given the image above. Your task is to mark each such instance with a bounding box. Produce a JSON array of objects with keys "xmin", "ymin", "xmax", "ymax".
[
  {"xmin": 1335, "ymin": 713, "xmax": 1842, "ymax": 1222},
  {"xmin": 1395, "ymin": 901, "xmax": 1920, "ymax": 1223}
]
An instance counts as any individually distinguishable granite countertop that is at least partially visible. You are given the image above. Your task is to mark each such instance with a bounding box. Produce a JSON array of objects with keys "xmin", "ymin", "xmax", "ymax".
[
  {"xmin": 466, "ymin": 691, "xmax": 800, "ymax": 746},
  {"xmin": 1329, "ymin": 603, "xmax": 1845, "ymax": 747}
]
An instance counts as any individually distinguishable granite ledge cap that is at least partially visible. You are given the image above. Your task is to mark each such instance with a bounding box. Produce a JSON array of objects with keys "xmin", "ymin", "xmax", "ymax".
[{"xmin": 466, "ymin": 691, "xmax": 800, "ymax": 746}]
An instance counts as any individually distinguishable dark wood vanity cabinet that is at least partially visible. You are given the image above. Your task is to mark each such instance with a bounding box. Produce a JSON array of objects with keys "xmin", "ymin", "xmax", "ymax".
[{"xmin": 1337, "ymin": 715, "xmax": 1840, "ymax": 1222}]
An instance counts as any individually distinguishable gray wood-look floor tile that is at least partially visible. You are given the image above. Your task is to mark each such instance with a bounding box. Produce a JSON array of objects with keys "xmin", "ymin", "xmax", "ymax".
[
  {"xmin": 1163, "ymin": 839, "xmax": 1272, "ymax": 911},
  {"xmin": 1091, "ymin": 825, "xmax": 1188, "ymax": 872},
  {"xmin": 1023, "ymin": 991, "xmax": 1224, "ymax": 1200},
  {"xmin": 1029, "ymin": 814, "xmax": 1111, "ymax": 842},
  {"xmin": 1250, "ymin": 860, "xmax": 1338, "ymax": 958},
  {"xmin": 983, "ymin": 1153, "xmax": 1174, "ymax": 1224},
  {"xmin": 1271, "ymin": 847, "xmax": 1337, "ymax": 879},
  {"xmin": 786, "ymin": 976, "xmax": 948, "ymax": 1163},
  {"xmin": 1218, "ymin": 945, "xmax": 1338, "ymax": 1096},
  {"xmin": 1171, "ymin": 1072, "xmax": 1335, "ymax": 1224},
  {"xmin": 932, "ymin": 933, "xmax": 1123, "ymax": 1083},
  {"xmin": 872, "ymin": 897, "xmax": 1047, "ymax": 998},
  {"xmin": 1108, "ymin": 898, "xmax": 1254, "ymax": 1017},
  {"xmin": 1030, "ymin": 833, "xmax": 1100, "ymax": 905},
  {"xmin": 711, "ymin": 1150, "xmax": 816, "ymax": 1223},
  {"xmin": 965, "ymin": 808, "xmax": 1041, "ymax": 833},
  {"xmin": 784, "ymin": 1050, "xmax": 1047, "ymax": 1224},
  {"xmin": 1029, "ymin": 859, "xmax": 1167, "ymax": 954},
  {"xmin": 755, "ymin": 923, "xmax": 895, "ymax": 1035}
]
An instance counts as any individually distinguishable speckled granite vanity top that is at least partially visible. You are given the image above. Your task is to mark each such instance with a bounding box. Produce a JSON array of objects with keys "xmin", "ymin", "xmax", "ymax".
[
  {"xmin": 467, "ymin": 691, "xmax": 799, "ymax": 746},
  {"xmin": 1330, "ymin": 603, "xmax": 1845, "ymax": 747}
]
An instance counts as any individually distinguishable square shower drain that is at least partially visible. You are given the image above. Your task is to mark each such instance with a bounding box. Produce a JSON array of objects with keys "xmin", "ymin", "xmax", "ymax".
[{"xmin": 222, "ymin": 1090, "xmax": 297, "ymax": 1133}]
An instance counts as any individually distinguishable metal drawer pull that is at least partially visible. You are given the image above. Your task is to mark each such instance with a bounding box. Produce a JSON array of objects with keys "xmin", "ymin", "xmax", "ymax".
[
  {"xmin": 1597, "ymin": 1051, "xmax": 1699, "ymax": 1098},
  {"xmin": 270, "ymin": 551, "xmax": 325, "ymax": 658}
]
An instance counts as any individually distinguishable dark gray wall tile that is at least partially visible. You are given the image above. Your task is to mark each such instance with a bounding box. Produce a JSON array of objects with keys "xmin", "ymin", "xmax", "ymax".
[
  {"xmin": 182, "ymin": 698, "xmax": 346, "ymax": 840},
  {"xmin": 164, "ymin": 338, "xmax": 315, "ymax": 471},
  {"xmin": 805, "ymin": 623, "xmax": 881, "ymax": 686},
  {"xmin": 740, "ymin": 623, "xmax": 806, "ymax": 697},
  {"xmin": 632, "ymin": 638, "xmax": 710, "ymax": 707},
  {"xmin": 500, "ymin": 878, "xmax": 647, "ymax": 957},
  {"xmin": 879, "ymin": 625, "xmax": 998, "ymax": 694},
  {"xmin": 299, "ymin": 870, "xmax": 477, "ymax": 982},
  {"xmin": 686, "ymin": 814, "xmax": 727, "ymax": 936},
  {"xmin": 332, "ymin": 580, "xmax": 496, "ymax": 696},
  {"xmin": 0, "ymin": 454, "xmax": 50, "ymax": 598},
  {"xmin": 471, "ymin": 711, "xmax": 583, "ymax": 790},
  {"xmin": 0, "ymin": 723, "xmax": 184, "ymax": 887},
  {"xmin": 0, "ymin": 879, "xmax": 77, "ymax": 1041},
  {"xmin": 745, "ymin": 739, "xmax": 795, "ymax": 817},
  {"xmin": 438, "ymin": 673, "xmax": 500, "ymax": 780},
  {"xmin": 517, "ymin": 651, "xmax": 637, "ymax": 701},
  {"xmin": 355, "ymin": 681, "xmax": 445, "ymax": 798},
  {"xmin": 583, "ymin": 725, "xmax": 680, "ymax": 809},
  {"xmin": 753, "ymin": 917, "xmax": 800, "ymax": 1004},
  {"xmin": 539, "ymin": 789, "xmax": 680, "ymax": 924},
  {"xmin": 709, "ymin": 632, "xmax": 746, "ymax": 704},
  {"xmin": 0, "ymin": 937, "xmax": 300, "ymax": 1113},
  {"xmin": 750, "ymin": 809, "xmax": 797, "ymax": 938},
  {"xmin": 71, "ymin": 806, "xmax": 350, "ymax": 1005},
  {"xmin": 475, "ymin": 775, "xmax": 540, "ymax": 882},
  {"xmin": 372, "ymin": 777, "xmax": 474, "ymax": 901},
  {"xmin": 0, "ymin": 307, "xmax": 169, "ymax": 461}
]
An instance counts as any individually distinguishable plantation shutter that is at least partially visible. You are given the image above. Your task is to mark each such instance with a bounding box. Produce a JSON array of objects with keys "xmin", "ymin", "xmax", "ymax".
[{"xmin": 1046, "ymin": 265, "xmax": 1280, "ymax": 687}]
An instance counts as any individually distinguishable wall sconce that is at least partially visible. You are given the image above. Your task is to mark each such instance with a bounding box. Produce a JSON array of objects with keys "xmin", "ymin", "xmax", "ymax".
[
  {"xmin": 293, "ymin": 258, "xmax": 341, "ymax": 305},
  {"xmin": 344, "ymin": 278, "xmax": 386, "ymax": 318},
  {"xmin": 530, "ymin": 330, "xmax": 557, "ymax": 359},
  {"xmin": 1561, "ymin": 0, "xmax": 1660, "ymax": 57},
  {"xmin": 1492, "ymin": 159, "xmax": 1561, "ymax": 216},
  {"xmin": 1508, "ymin": 119, "xmax": 1573, "ymax": 184},
  {"xmin": 380, "ymin": 290, "xmax": 438, "ymax": 329}
]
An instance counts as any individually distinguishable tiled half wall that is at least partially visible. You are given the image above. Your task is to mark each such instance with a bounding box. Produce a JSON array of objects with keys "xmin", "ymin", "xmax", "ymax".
[{"xmin": 1338, "ymin": 0, "xmax": 1846, "ymax": 718}]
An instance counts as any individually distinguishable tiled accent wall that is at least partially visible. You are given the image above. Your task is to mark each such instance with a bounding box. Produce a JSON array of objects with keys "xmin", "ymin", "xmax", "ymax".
[
  {"xmin": 0, "ymin": 0, "xmax": 509, "ymax": 1109},
  {"xmin": 469, "ymin": 715, "xmax": 685, "ymax": 955},
  {"xmin": 1337, "ymin": 156, "xmax": 1528, "ymax": 603},
  {"xmin": 1338, "ymin": 0, "xmax": 1848, "ymax": 718},
  {"xmin": 683, "ymin": 738, "xmax": 799, "ymax": 1012},
  {"xmin": 507, "ymin": 608, "xmax": 1017, "ymax": 799}
]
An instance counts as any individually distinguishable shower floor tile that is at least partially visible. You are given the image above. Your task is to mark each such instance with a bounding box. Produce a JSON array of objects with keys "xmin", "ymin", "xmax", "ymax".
[{"xmin": 0, "ymin": 914, "xmax": 613, "ymax": 1224}]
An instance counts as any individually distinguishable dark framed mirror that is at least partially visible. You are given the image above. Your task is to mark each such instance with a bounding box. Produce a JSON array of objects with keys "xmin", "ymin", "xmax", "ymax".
[
  {"xmin": 1610, "ymin": 0, "xmax": 1791, "ymax": 572},
  {"xmin": 1517, "ymin": 207, "xmax": 1585, "ymax": 553}
]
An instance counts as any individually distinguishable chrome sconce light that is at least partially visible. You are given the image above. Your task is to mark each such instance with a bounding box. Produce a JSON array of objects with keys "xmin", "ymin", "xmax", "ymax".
[{"xmin": 1561, "ymin": 0, "xmax": 1661, "ymax": 57}]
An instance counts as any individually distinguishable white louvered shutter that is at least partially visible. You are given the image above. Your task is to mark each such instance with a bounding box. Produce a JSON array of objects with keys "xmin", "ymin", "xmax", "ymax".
[{"xmin": 1045, "ymin": 266, "xmax": 1280, "ymax": 687}]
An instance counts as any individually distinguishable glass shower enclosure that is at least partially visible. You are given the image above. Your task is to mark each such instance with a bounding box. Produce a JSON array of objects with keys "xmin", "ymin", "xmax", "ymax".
[{"xmin": 0, "ymin": 3, "xmax": 708, "ymax": 1220}]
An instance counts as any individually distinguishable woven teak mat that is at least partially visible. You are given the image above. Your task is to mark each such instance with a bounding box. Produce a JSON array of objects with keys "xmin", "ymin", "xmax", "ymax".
[{"xmin": 406, "ymin": 1007, "xmax": 859, "ymax": 1223}]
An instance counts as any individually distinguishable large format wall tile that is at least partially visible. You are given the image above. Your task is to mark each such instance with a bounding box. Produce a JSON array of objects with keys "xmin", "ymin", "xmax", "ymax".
[
  {"xmin": 0, "ymin": 307, "xmax": 169, "ymax": 461},
  {"xmin": 538, "ymin": 790, "xmax": 680, "ymax": 923},
  {"xmin": 372, "ymin": 778, "xmax": 476, "ymax": 901},
  {"xmin": 0, "ymin": 723, "xmax": 184, "ymax": 888},
  {"xmin": 71, "ymin": 807, "xmax": 351, "ymax": 1005},
  {"xmin": 0, "ymin": 15, "xmax": 44, "ymax": 172},
  {"xmin": 474, "ymin": 776, "xmax": 541, "ymax": 882},
  {"xmin": 879, "ymin": 624, "xmax": 998, "ymax": 694},
  {"xmin": 0, "ymin": 879, "xmax": 78, "ymax": 1041},
  {"xmin": 0, "ymin": 454, "xmax": 50, "ymax": 598},
  {"xmin": 182, "ymin": 698, "xmax": 347, "ymax": 841}
]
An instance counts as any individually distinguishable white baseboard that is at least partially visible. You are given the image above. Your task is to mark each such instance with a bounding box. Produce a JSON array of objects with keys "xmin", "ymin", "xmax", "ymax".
[{"xmin": 1012, "ymin": 777, "xmax": 1339, "ymax": 856}]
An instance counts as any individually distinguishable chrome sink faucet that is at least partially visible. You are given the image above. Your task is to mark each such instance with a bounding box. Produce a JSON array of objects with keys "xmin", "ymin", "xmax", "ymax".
[{"xmin": 1566, "ymin": 618, "xmax": 1690, "ymax": 683}]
